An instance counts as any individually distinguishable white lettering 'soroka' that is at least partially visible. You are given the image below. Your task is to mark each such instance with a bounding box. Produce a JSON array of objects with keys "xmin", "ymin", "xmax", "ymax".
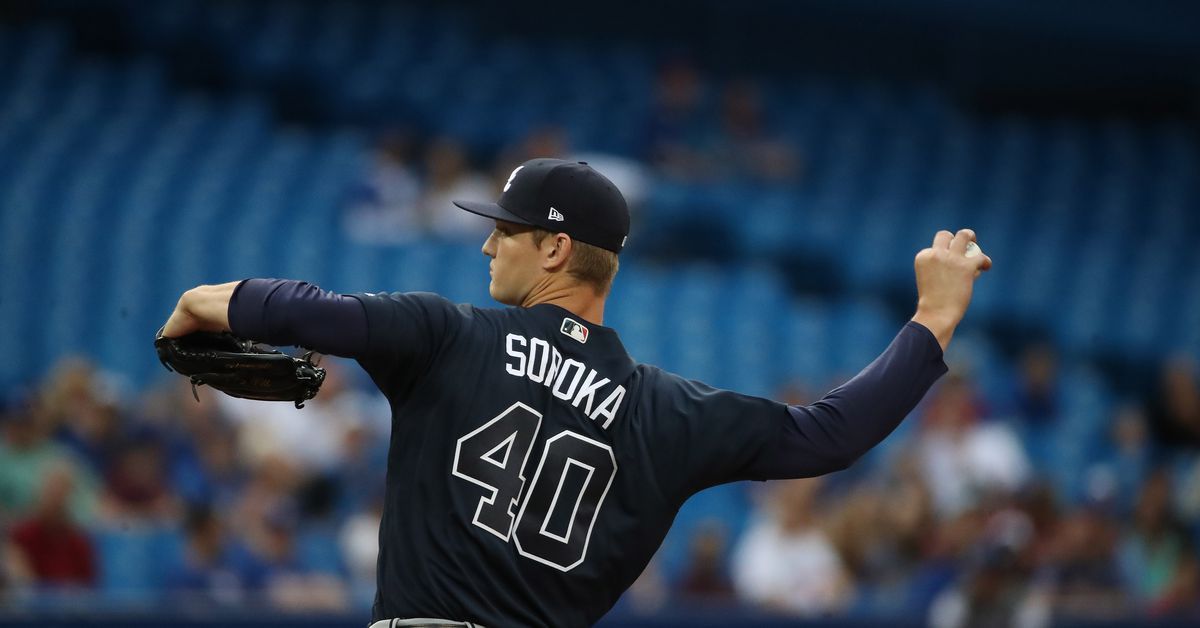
[{"xmin": 504, "ymin": 333, "xmax": 626, "ymax": 429}]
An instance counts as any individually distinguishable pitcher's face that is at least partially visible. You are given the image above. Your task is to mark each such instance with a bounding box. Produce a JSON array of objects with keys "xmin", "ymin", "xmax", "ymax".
[{"xmin": 482, "ymin": 220, "xmax": 543, "ymax": 306}]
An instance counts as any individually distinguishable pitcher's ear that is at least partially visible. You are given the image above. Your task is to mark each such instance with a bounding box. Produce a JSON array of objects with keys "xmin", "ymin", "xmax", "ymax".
[{"xmin": 544, "ymin": 233, "xmax": 573, "ymax": 272}]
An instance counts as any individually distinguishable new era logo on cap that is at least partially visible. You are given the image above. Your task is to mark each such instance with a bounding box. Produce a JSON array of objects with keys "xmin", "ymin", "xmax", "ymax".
[
  {"xmin": 560, "ymin": 318, "xmax": 589, "ymax": 344},
  {"xmin": 548, "ymin": 207, "xmax": 564, "ymax": 222}
]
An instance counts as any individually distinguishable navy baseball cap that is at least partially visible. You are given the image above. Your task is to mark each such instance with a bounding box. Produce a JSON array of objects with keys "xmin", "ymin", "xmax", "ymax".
[{"xmin": 454, "ymin": 158, "xmax": 630, "ymax": 253}]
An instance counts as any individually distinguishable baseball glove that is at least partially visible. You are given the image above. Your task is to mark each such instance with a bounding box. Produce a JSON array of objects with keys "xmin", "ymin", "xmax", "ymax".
[{"xmin": 154, "ymin": 328, "xmax": 325, "ymax": 408}]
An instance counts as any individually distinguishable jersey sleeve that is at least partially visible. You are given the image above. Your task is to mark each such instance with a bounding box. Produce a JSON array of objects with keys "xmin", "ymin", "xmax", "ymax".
[
  {"xmin": 346, "ymin": 290, "xmax": 468, "ymax": 392},
  {"xmin": 226, "ymin": 278, "xmax": 468, "ymax": 393},
  {"xmin": 647, "ymin": 321, "xmax": 948, "ymax": 497},
  {"xmin": 642, "ymin": 369, "xmax": 792, "ymax": 495},
  {"xmin": 227, "ymin": 278, "xmax": 369, "ymax": 357}
]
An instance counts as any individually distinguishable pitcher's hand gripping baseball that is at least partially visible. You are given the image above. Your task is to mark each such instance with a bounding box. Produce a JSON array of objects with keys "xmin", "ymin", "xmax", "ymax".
[{"xmin": 911, "ymin": 228, "xmax": 992, "ymax": 350}]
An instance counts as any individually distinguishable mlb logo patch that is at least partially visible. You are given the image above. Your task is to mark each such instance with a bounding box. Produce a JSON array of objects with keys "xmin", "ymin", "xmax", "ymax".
[{"xmin": 560, "ymin": 318, "xmax": 589, "ymax": 344}]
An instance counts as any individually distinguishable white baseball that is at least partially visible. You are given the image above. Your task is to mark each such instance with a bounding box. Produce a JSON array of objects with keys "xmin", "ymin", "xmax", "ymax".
[{"xmin": 965, "ymin": 241, "xmax": 983, "ymax": 258}]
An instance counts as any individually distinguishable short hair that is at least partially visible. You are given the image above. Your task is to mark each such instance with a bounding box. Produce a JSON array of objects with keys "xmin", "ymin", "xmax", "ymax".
[{"xmin": 531, "ymin": 229, "xmax": 619, "ymax": 296}]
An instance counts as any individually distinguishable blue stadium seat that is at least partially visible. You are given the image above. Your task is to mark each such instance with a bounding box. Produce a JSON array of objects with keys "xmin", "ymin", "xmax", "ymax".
[
  {"xmin": 295, "ymin": 525, "xmax": 347, "ymax": 577},
  {"xmin": 94, "ymin": 526, "xmax": 183, "ymax": 604}
]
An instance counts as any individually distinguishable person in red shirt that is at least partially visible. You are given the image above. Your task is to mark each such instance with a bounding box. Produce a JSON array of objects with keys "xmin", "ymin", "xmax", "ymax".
[{"xmin": 9, "ymin": 464, "xmax": 96, "ymax": 586}]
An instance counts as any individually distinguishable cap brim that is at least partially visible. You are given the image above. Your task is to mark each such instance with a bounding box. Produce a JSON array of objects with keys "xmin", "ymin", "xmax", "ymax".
[{"xmin": 452, "ymin": 200, "xmax": 533, "ymax": 226}]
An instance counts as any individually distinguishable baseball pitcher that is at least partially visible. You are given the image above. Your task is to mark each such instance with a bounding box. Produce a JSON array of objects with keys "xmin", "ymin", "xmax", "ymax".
[{"xmin": 160, "ymin": 158, "xmax": 991, "ymax": 627}]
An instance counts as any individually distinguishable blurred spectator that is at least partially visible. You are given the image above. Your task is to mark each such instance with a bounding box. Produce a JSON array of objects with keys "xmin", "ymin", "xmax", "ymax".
[
  {"xmin": 1018, "ymin": 483, "xmax": 1063, "ymax": 568},
  {"xmin": 1013, "ymin": 344, "xmax": 1060, "ymax": 426},
  {"xmin": 292, "ymin": 474, "xmax": 347, "ymax": 581},
  {"xmin": 39, "ymin": 360, "xmax": 180, "ymax": 523},
  {"xmin": 883, "ymin": 457, "xmax": 936, "ymax": 570},
  {"xmin": 1118, "ymin": 469, "xmax": 1196, "ymax": 613},
  {"xmin": 1044, "ymin": 506, "xmax": 1126, "ymax": 619},
  {"xmin": 676, "ymin": 520, "xmax": 735, "ymax": 604},
  {"xmin": 825, "ymin": 453, "xmax": 935, "ymax": 616},
  {"xmin": 165, "ymin": 504, "xmax": 242, "ymax": 606},
  {"xmin": 1176, "ymin": 454, "xmax": 1200, "ymax": 524},
  {"xmin": 231, "ymin": 455, "xmax": 301, "ymax": 547},
  {"xmin": 929, "ymin": 547, "xmax": 1045, "ymax": 628},
  {"xmin": 226, "ymin": 455, "xmax": 348, "ymax": 608},
  {"xmin": 183, "ymin": 423, "xmax": 244, "ymax": 510},
  {"xmin": 98, "ymin": 427, "xmax": 178, "ymax": 522},
  {"xmin": 1147, "ymin": 551, "xmax": 1200, "ymax": 618},
  {"xmin": 230, "ymin": 501, "xmax": 347, "ymax": 612},
  {"xmin": 1147, "ymin": 356, "xmax": 1200, "ymax": 448},
  {"xmin": 419, "ymin": 137, "xmax": 494, "ymax": 239},
  {"xmin": 1, "ymin": 538, "xmax": 33, "ymax": 596},
  {"xmin": 336, "ymin": 426, "xmax": 389, "ymax": 519},
  {"xmin": 151, "ymin": 381, "xmax": 246, "ymax": 510},
  {"xmin": 40, "ymin": 358, "xmax": 123, "ymax": 475},
  {"xmin": 732, "ymin": 478, "xmax": 852, "ymax": 616},
  {"xmin": 645, "ymin": 58, "xmax": 707, "ymax": 178},
  {"xmin": 342, "ymin": 133, "xmax": 423, "ymax": 245},
  {"xmin": 8, "ymin": 464, "xmax": 96, "ymax": 587},
  {"xmin": 707, "ymin": 80, "xmax": 800, "ymax": 183},
  {"xmin": 929, "ymin": 507, "xmax": 1045, "ymax": 628},
  {"xmin": 923, "ymin": 505, "xmax": 987, "ymax": 593},
  {"xmin": 0, "ymin": 396, "xmax": 97, "ymax": 525},
  {"xmin": 229, "ymin": 501, "xmax": 298, "ymax": 588},
  {"xmin": 825, "ymin": 487, "xmax": 884, "ymax": 584},
  {"xmin": 917, "ymin": 374, "xmax": 1032, "ymax": 517},
  {"xmin": 338, "ymin": 496, "xmax": 382, "ymax": 605},
  {"xmin": 646, "ymin": 69, "xmax": 800, "ymax": 183},
  {"xmin": 494, "ymin": 126, "xmax": 570, "ymax": 182},
  {"xmin": 1089, "ymin": 404, "xmax": 1151, "ymax": 515}
]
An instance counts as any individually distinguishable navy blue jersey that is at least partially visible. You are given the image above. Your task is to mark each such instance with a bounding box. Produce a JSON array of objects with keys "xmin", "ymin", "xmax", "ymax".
[{"xmin": 228, "ymin": 279, "xmax": 947, "ymax": 627}]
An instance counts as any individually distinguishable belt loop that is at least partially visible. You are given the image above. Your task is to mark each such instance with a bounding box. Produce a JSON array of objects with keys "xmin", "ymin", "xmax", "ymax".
[{"xmin": 390, "ymin": 620, "xmax": 397, "ymax": 628}]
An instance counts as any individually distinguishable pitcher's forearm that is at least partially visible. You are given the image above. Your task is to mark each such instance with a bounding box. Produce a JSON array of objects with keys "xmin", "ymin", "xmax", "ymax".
[
  {"xmin": 760, "ymin": 321, "xmax": 948, "ymax": 479},
  {"xmin": 161, "ymin": 281, "xmax": 242, "ymax": 337}
]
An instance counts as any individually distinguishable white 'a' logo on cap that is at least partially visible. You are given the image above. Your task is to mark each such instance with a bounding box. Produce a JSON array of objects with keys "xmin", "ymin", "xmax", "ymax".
[{"xmin": 503, "ymin": 166, "xmax": 524, "ymax": 192}]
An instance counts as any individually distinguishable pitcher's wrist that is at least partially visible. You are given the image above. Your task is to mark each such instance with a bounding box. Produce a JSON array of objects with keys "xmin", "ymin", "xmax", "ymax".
[{"xmin": 910, "ymin": 307, "xmax": 958, "ymax": 352}]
